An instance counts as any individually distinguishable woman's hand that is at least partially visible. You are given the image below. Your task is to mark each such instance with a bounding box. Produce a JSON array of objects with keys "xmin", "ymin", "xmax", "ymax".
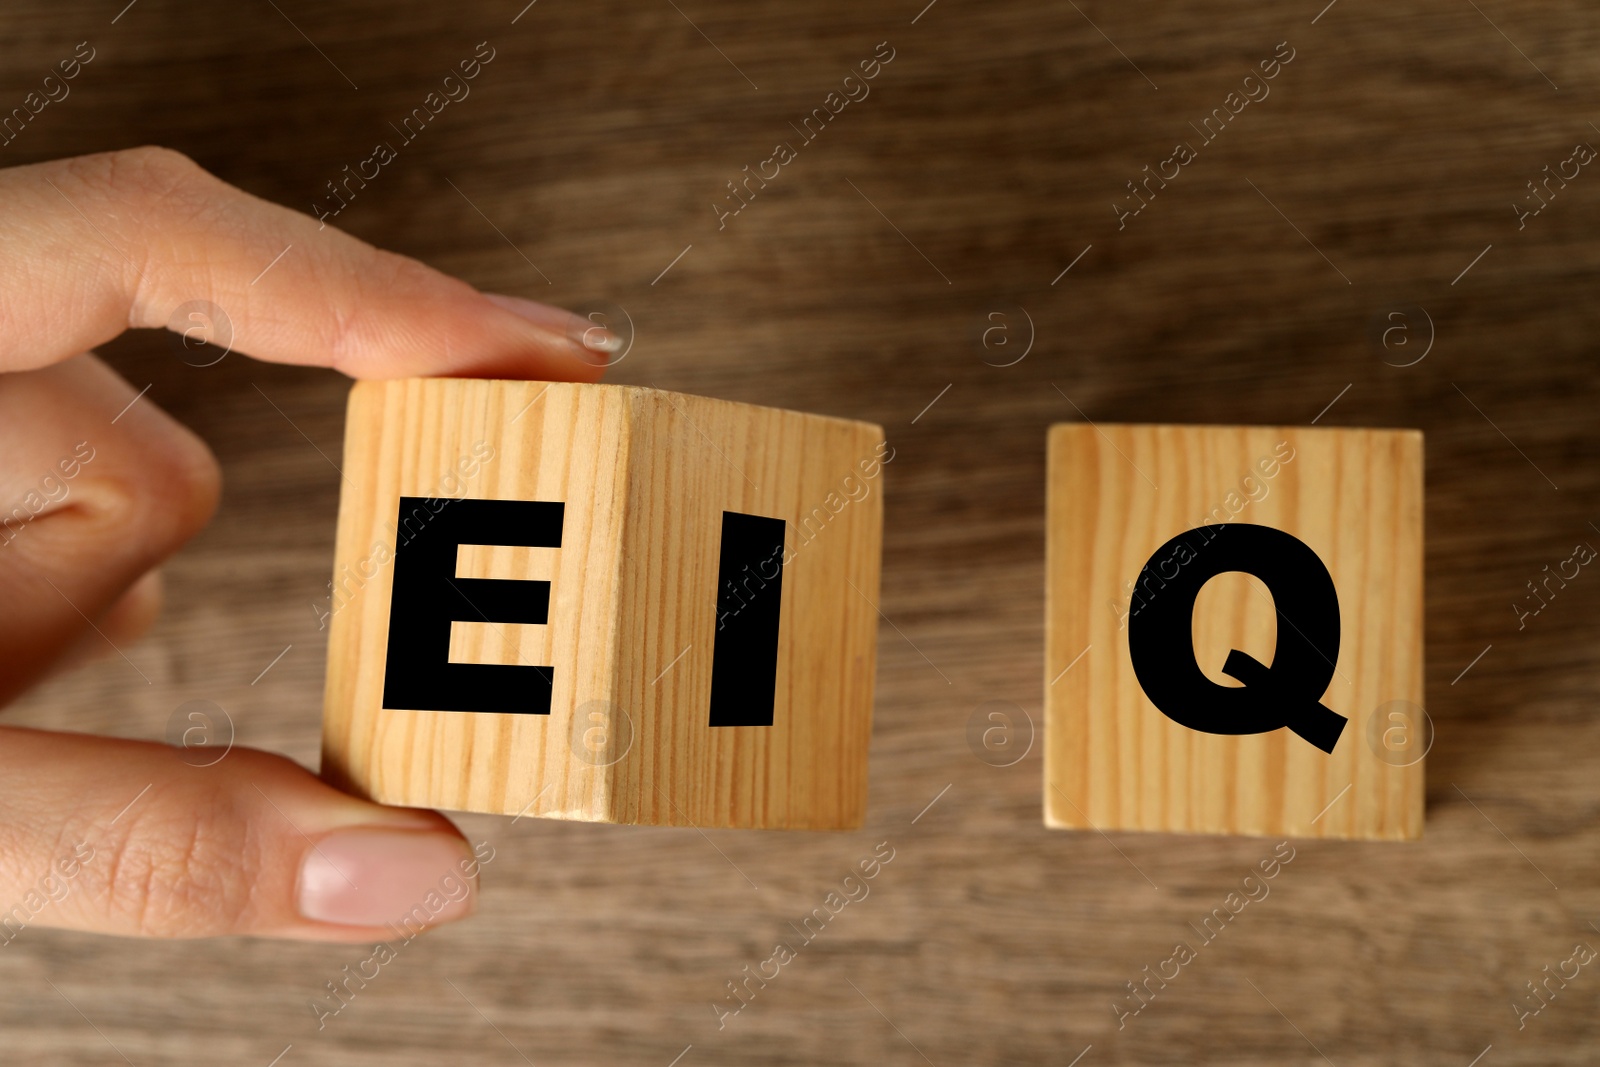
[{"xmin": 0, "ymin": 146, "xmax": 605, "ymax": 942}]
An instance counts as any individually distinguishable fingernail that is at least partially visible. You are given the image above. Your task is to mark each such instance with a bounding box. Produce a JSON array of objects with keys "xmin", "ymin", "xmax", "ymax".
[
  {"xmin": 484, "ymin": 292, "xmax": 622, "ymax": 363},
  {"xmin": 297, "ymin": 828, "xmax": 478, "ymax": 929},
  {"xmin": 577, "ymin": 323, "xmax": 624, "ymax": 355}
]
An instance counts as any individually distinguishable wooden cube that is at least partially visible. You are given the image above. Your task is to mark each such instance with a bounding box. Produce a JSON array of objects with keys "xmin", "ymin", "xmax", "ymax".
[
  {"xmin": 321, "ymin": 379, "xmax": 886, "ymax": 830},
  {"xmin": 1044, "ymin": 424, "xmax": 1424, "ymax": 840}
]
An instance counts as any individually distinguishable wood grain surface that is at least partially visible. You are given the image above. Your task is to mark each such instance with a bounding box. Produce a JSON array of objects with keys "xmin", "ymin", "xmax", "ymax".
[
  {"xmin": 3, "ymin": 0, "xmax": 1600, "ymax": 1064},
  {"xmin": 323, "ymin": 379, "xmax": 883, "ymax": 829},
  {"xmin": 1044, "ymin": 424, "xmax": 1425, "ymax": 840}
]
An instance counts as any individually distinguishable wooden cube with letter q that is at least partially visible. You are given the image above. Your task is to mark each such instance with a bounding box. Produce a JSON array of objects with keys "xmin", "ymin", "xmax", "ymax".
[
  {"xmin": 321, "ymin": 379, "xmax": 886, "ymax": 830},
  {"xmin": 1044, "ymin": 424, "xmax": 1425, "ymax": 840}
]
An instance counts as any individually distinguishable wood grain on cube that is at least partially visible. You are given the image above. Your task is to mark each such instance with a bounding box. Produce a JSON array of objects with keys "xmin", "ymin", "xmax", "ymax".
[
  {"xmin": 321, "ymin": 379, "xmax": 884, "ymax": 830},
  {"xmin": 1044, "ymin": 424, "xmax": 1425, "ymax": 840}
]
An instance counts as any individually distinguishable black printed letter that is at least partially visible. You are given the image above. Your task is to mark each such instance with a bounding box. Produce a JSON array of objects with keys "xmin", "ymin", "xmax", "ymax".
[
  {"xmin": 708, "ymin": 511, "xmax": 786, "ymax": 727},
  {"xmin": 1127, "ymin": 523, "xmax": 1347, "ymax": 753},
  {"xmin": 382, "ymin": 497, "xmax": 563, "ymax": 715}
]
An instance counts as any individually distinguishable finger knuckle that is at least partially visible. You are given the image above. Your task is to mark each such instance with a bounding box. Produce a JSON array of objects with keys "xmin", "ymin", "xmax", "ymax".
[
  {"xmin": 94, "ymin": 789, "xmax": 259, "ymax": 937},
  {"xmin": 324, "ymin": 251, "xmax": 421, "ymax": 376},
  {"xmin": 63, "ymin": 146, "xmax": 209, "ymax": 203},
  {"xmin": 140, "ymin": 423, "xmax": 223, "ymax": 547},
  {"xmin": 79, "ymin": 420, "xmax": 221, "ymax": 558},
  {"xmin": 110, "ymin": 146, "xmax": 208, "ymax": 198}
]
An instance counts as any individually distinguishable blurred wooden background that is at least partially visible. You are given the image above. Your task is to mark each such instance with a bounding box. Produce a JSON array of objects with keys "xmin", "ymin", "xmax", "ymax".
[{"xmin": 3, "ymin": 0, "xmax": 1600, "ymax": 1063}]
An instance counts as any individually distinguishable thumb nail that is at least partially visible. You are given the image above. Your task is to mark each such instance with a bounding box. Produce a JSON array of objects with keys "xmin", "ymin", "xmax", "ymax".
[{"xmin": 297, "ymin": 827, "xmax": 478, "ymax": 929}]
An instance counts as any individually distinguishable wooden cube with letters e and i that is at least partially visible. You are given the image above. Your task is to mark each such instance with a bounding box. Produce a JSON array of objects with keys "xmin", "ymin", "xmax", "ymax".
[{"xmin": 321, "ymin": 378, "xmax": 887, "ymax": 830}]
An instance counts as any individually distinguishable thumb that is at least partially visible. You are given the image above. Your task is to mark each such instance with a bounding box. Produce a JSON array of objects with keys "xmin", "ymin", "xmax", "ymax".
[{"xmin": 0, "ymin": 726, "xmax": 486, "ymax": 942}]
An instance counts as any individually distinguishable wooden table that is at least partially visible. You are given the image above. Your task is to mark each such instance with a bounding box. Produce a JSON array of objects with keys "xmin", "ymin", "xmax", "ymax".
[{"xmin": 3, "ymin": 0, "xmax": 1598, "ymax": 1063}]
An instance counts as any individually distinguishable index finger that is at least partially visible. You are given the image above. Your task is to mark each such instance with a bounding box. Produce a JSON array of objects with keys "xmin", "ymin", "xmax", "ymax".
[{"xmin": 0, "ymin": 146, "xmax": 610, "ymax": 381}]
